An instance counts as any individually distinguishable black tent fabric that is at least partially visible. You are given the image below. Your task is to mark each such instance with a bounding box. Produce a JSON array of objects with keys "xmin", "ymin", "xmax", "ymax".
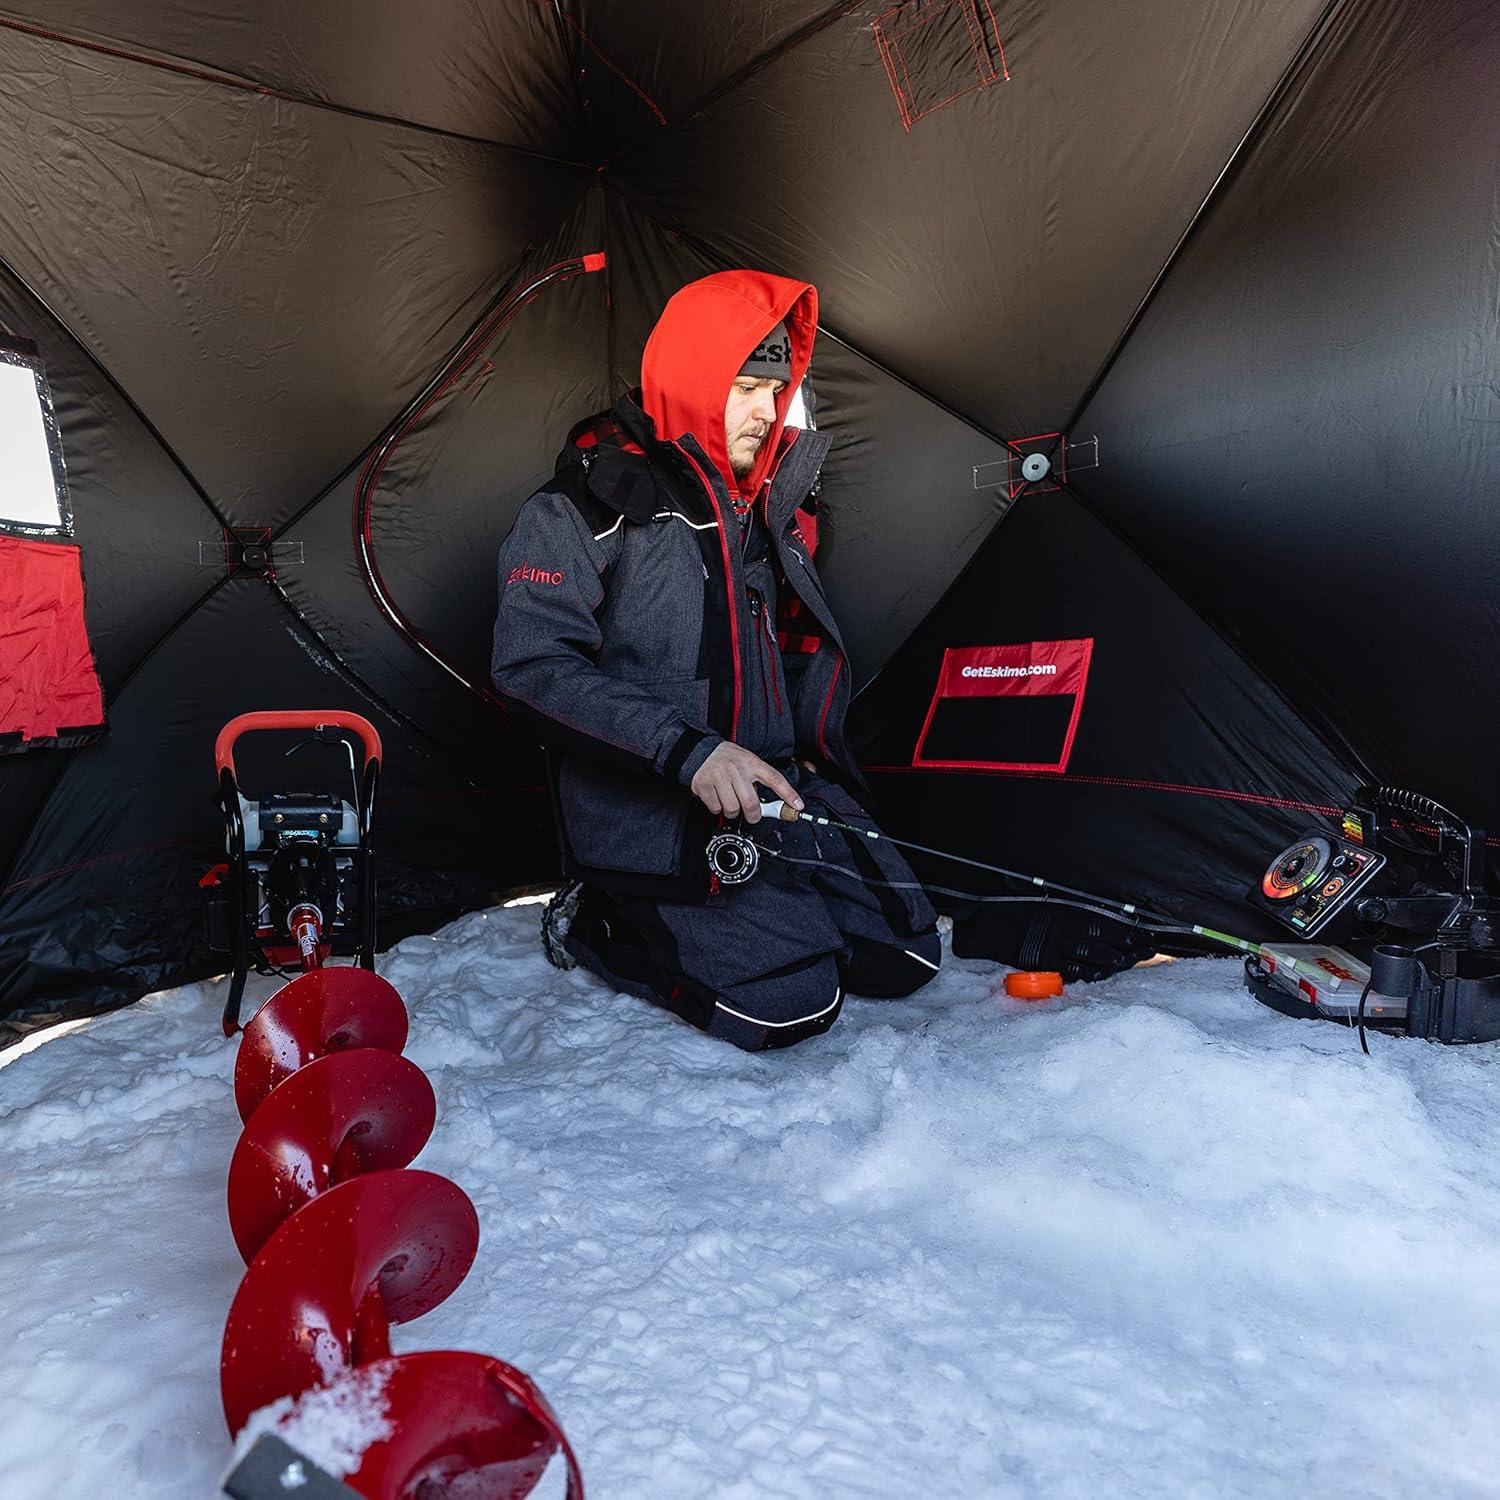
[{"xmin": 0, "ymin": 0, "xmax": 1493, "ymax": 1036}]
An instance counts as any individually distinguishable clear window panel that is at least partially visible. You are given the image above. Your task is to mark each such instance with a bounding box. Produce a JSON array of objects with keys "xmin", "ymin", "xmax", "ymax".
[{"xmin": 0, "ymin": 353, "xmax": 68, "ymax": 532}]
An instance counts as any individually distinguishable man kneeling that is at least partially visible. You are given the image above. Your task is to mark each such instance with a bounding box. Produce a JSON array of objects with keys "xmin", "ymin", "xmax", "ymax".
[{"xmin": 492, "ymin": 270, "xmax": 939, "ymax": 1049}]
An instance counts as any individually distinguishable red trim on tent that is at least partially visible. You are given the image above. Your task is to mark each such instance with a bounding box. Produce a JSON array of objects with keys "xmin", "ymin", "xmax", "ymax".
[{"xmin": 864, "ymin": 761, "xmax": 1345, "ymax": 819}]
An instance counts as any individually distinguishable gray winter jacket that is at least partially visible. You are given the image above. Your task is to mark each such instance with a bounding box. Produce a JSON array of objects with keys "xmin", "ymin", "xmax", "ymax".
[{"xmin": 491, "ymin": 394, "xmax": 860, "ymax": 902}]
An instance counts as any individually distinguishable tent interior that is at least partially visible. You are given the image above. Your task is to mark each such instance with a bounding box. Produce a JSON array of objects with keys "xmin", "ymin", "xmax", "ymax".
[{"xmin": 1, "ymin": 0, "xmax": 1496, "ymax": 1036}]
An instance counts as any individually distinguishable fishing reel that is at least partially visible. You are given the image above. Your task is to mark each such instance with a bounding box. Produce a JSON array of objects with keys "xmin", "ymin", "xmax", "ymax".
[
  {"xmin": 706, "ymin": 831, "xmax": 760, "ymax": 885},
  {"xmin": 706, "ymin": 799, "xmax": 806, "ymax": 886}
]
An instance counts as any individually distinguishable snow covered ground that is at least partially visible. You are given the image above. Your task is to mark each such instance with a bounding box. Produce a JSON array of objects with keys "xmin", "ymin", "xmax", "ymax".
[{"xmin": 4, "ymin": 903, "xmax": 1500, "ymax": 1498}]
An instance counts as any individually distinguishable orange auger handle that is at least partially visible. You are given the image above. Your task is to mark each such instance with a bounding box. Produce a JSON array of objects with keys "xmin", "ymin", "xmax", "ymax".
[{"xmin": 215, "ymin": 710, "xmax": 383, "ymax": 780}]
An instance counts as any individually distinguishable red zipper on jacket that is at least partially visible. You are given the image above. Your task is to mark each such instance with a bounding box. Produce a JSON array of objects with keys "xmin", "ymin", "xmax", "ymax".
[
  {"xmin": 760, "ymin": 427, "xmax": 798, "ymax": 724},
  {"xmin": 673, "ymin": 442, "xmax": 743, "ymax": 741}
]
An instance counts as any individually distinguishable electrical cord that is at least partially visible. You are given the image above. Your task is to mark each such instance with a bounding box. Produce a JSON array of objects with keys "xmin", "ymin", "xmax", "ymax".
[{"xmin": 1355, "ymin": 975, "xmax": 1375, "ymax": 1056}]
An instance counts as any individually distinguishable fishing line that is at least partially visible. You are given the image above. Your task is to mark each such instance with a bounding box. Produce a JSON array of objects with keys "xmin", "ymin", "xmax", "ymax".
[
  {"xmin": 748, "ymin": 800, "xmax": 1262, "ymax": 958},
  {"xmin": 750, "ymin": 842, "xmax": 1250, "ymax": 953}
]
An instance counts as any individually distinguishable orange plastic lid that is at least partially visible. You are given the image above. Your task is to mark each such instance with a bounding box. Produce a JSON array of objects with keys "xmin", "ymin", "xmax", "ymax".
[{"xmin": 1004, "ymin": 970, "xmax": 1064, "ymax": 1000}]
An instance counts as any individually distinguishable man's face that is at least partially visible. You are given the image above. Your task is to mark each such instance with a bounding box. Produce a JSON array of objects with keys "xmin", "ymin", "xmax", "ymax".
[{"xmin": 724, "ymin": 376, "xmax": 786, "ymax": 481}]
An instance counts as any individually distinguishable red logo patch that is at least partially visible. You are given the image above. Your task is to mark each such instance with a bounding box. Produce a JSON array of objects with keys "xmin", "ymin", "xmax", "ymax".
[
  {"xmin": 1316, "ymin": 956, "xmax": 1356, "ymax": 982},
  {"xmin": 507, "ymin": 563, "xmax": 565, "ymax": 587}
]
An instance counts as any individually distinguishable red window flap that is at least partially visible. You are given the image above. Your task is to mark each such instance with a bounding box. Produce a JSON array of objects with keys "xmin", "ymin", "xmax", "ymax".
[{"xmin": 0, "ymin": 536, "xmax": 105, "ymax": 751}]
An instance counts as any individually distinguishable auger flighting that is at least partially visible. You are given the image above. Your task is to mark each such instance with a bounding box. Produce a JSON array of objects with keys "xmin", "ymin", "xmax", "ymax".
[{"xmin": 212, "ymin": 713, "xmax": 583, "ymax": 1500}]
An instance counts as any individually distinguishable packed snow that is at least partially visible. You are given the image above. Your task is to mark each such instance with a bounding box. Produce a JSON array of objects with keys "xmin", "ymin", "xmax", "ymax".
[{"xmin": 4, "ymin": 901, "xmax": 1500, "ymax": 1498}]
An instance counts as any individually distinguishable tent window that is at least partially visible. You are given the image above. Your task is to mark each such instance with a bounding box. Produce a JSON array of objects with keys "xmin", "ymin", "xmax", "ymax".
[{"xmin": 0, "ymin": 339, "xmax": 72, "ymax": 536}]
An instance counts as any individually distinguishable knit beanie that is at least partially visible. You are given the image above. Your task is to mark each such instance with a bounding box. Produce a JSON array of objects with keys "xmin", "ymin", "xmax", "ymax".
[{"xmin": 738, "ymin": 322, "xmax": 792, "ymax": 383}]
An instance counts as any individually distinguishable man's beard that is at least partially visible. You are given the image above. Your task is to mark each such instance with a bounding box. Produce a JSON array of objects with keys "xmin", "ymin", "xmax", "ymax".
[{"xmin": 729, "ymin": 428, "xmax": 765, "ymax": 481}]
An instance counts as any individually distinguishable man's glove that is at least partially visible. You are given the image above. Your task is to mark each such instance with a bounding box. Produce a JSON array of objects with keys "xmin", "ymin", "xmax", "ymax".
[{"xmin": 950, "ymin": 901, "xmax": 1157, "ymax": 982}]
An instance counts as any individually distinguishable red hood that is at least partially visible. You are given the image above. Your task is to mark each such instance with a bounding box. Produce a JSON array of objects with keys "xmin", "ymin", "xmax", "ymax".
[{"xmin": 641, "ymin": 270, "xmax": 817, "ymax": 496}]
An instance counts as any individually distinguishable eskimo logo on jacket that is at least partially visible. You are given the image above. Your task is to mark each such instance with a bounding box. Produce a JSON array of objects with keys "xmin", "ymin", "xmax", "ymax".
[{"xmin": 506, "ymin": 563, "xmax": 565, "ymax": 586}]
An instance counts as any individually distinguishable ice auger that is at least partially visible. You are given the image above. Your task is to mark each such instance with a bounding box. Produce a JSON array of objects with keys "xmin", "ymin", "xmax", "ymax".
[{"xmin": 211, "ymin": 713, "xmax": 583, "ymax": 1499}]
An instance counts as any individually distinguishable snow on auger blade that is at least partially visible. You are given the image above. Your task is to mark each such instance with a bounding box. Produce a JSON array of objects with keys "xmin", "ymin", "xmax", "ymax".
[
  {"xmin": 213, "ymin": 712, "xmax": 583, "ymax": 1498},
  {"xmin": 237, "ymin": 1355, "xmax": 586, "ymax": 1500},
  {"xmin": 317, "ymin": 1353, "xmax": 583, "ymax": 1498}
]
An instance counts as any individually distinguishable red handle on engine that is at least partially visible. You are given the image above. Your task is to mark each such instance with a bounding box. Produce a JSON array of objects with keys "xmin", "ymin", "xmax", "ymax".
[{"xmin": 215, "ymin": 711, "xmax": 383, "ymax": 779}]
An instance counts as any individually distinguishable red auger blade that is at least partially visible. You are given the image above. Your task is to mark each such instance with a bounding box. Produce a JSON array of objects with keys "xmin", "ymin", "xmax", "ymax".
[
  {"xmin": 260, "ymin": 1353, "xmax": 586, "ymax": 1500},
  {"xmin": 221, "ymin": 1170, "xmax": 479, "ymax": 1435},
  {"xmin": 236, "ymin": 967, "xmax": 408, "ymax": 1122},
  {"xmin": 227, "ymin": 1049, "xmax": 437, "ymax": 1264}
]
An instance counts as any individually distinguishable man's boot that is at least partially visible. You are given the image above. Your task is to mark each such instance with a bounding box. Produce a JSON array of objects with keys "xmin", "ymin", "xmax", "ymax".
[{"xmin": 540, "ymin": 881, "xmax": 583, "ymax": 970}]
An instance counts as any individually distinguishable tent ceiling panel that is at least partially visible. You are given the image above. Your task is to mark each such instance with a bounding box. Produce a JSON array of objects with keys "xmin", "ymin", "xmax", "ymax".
[
  {"xmin": 279, "ymin": 191, "xmax": 614, "ymax": 723},
  {"xmin": 550, "ymin": 0, "xmax": 841, "ymax": 150},
  {"xmin": 621, "ymin": 0, "xmax": 1331, "ymax": 438},
  {"xmin": 0, "ymin": 4, "xmax": 583, "ymax": 158},
  {"xmin": 1070, "ymin": 0, "xmax": 1500, "ymax": 823},
  {"xmin": 0, "ymin": 22, "xmax": 589, "ymax": 527}
]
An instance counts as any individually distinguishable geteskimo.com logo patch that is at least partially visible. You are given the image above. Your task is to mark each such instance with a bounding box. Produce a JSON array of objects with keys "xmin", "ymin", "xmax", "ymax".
[
  {"xmin": 507, "ymin": 563, "xmax": 565, "ymax": 587},
  {"xmin": 960, "ymin": 663, "xmax": 1057, "ymax": 678}
]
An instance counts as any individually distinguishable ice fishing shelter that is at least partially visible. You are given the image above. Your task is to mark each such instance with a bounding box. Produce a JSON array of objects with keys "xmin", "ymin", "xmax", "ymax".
[{"xmin": 1, "ymin": 0, "xmax": 1495, "ymax": 1037}]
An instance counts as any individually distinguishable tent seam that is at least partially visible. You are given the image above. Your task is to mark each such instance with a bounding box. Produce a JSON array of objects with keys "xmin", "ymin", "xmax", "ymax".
[
  {"xmin": 266, "ymin": 580, "xmax": 487, "ymax": 768},
  {"xmin": 602, "ymin": 0, "xmax": 869, "ymax": 167},
  {"xmin": 599, "ymin": 178, "xmax": 1018, "ymax": 451},
  {"xmin": 0, "ymin": 252, "xmax": 228, "ymax": 528},
  {"xmin": 0, "ymin": 15, "xmax": 592, "ymax": 169},
  {"xmin": 1047, "ymin": 0, "xmax": 1373, "ymax": 782},
  {"xmin": 266, "ymin": 174, "xmax": 601, "ymax": 546},
  {"xmin": 1061, "ymin": 0, "xmax": 1351, "ymax": 437}
]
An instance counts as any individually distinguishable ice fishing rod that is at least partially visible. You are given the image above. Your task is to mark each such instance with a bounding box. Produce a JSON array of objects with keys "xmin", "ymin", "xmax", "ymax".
[{"xmin": 708, "ymin": 799, "xmax": 1262, "ymax": 959}]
